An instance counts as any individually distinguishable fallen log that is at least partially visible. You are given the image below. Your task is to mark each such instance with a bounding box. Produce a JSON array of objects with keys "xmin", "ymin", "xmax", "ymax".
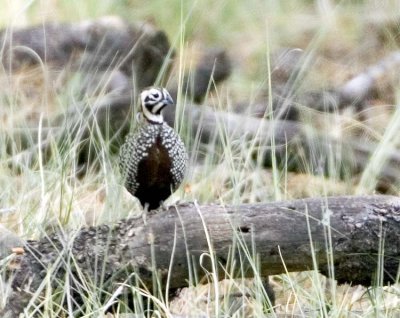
[
  {"xmin": 0, "ymin": 17, "xmax": 172, "ymax": 90},
  {"xmin": 4, "ymin": 46, "xmax": 232, "ymax": 171},
  {"xmin": 1, "ymin": 195, "xmax": 399, "ymax": 316},
  {"xmin": 7, "ymin": 99, "xmax": 400, "ymax": 187},
  {"xmin": 243, "ymin": 50, "xmax": 400, "ymax": 120},
  {"xmin": 166, "ymin": 104, "xmax": 400, "ymax": 186}
]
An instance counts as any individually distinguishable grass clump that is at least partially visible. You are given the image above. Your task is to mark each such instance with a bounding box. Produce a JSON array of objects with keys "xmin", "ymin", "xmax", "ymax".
[{"xmin": 0, "ymin": 0, "xmax": 400, "ymax": 317}]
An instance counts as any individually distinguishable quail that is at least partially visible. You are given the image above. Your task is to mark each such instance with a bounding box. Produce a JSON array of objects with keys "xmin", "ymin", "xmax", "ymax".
[{"xmin": 119, "ymin": 87, "xmax": 187, "ymax": 213}]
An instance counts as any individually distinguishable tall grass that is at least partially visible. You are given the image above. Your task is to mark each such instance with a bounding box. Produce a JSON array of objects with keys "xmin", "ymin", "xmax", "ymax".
[{"xmin": 0, "ymin": 0, "xmax": 399, "ymax": 317}]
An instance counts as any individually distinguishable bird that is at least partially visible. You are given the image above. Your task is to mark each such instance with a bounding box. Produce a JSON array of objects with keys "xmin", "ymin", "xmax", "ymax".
[{"xmin": 119, "ymin": 87, "xmax": 187, "ymax": 215}]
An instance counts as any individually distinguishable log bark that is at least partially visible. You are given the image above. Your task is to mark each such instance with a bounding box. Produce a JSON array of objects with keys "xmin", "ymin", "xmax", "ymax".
[
  {"xmin": 4, "ymin": 46, "xmax": 232, "ymax": 171},
  {"xmin": 7, "ymin": 89, "xmax": 400, "ymax": 188},
  {"xmin": 236, "ymin": 50, "xmax": 400, "ymax": 120},
  {"xmin": 166, "ymin": 104, "xmax": 400, "ymax": 185},
  {"xmin": 2, "ymin": 195, "xmax": 400, "ymax": 316},
  {"xmin": 0, "ymin": 17, "xmax": 172, "ymax": 90},
  {"xmin": 8, "ymin": 99, "xmax": 400, "ymax": 186}
]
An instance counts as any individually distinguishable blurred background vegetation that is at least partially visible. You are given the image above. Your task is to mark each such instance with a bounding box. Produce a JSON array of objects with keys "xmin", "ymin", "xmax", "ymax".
[{"xmin": 1, "ymin": 0, "xmax": 400, "ymax": 316}]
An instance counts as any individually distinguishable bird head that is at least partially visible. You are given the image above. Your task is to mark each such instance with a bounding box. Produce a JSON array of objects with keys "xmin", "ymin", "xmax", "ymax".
[{"xmin": 140, "ymin": 87, "xmax": 174, "ymax": 124}]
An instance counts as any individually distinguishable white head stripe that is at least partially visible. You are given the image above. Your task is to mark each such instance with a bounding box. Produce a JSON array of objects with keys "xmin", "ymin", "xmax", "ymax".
[
  {"xmin": 142, "ymin": 103, "xmax": 163, "ymax": 124},
  {"xmin": 140, "ymin": 87, "xmax": 174, "ymax": 124}
]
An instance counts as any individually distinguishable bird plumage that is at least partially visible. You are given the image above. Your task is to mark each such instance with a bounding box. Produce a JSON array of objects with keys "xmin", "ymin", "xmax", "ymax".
[{"xmin": 119, "ymin": 87, "xmax": 187, "ymax": 210}]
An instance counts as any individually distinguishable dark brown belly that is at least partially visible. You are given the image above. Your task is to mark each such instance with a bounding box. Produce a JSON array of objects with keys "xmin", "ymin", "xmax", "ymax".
[{"xmin": 135, "ymin": 137, "xmax": 174, "ymax": 210}]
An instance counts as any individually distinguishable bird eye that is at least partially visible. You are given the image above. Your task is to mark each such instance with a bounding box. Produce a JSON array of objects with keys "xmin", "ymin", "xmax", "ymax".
[{"xmin": 153, "ymin": 92, "xmax": 160, "ymax": 99}]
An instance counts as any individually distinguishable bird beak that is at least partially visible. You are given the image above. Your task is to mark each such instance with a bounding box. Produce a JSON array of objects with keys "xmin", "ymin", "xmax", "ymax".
[{"xmin": 165, "ymin": 94, "xmax": 174, "ymax": 106}]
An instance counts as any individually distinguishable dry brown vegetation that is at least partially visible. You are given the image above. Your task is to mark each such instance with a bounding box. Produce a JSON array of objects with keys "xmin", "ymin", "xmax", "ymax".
[{"xmin": 1, "ymin": 1, "xmax": 400, "ymax": 317}]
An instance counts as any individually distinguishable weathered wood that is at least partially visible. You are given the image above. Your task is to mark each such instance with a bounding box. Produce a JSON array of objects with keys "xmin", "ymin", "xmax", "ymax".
[
  {"xmin": 7, "ymin": 98, "xmax": 400, "ymax": 186},
  {"xmin": 0, "ymin": 17, "xmax": 172, "ymax": 90},
  {"xmin": 238, "ymin": 50, "xmax": 400, "ymax": 120},
  {"xmin": 4, "ymin": 46, "xmax": 232, "ymax": 170},
  {"xmin": 166, "ymin": 103, "xmax": 400, "ymax": 185},
  {"xmin": 2, "ymin": 195, "xmax": 399, "ymax": 316}
]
